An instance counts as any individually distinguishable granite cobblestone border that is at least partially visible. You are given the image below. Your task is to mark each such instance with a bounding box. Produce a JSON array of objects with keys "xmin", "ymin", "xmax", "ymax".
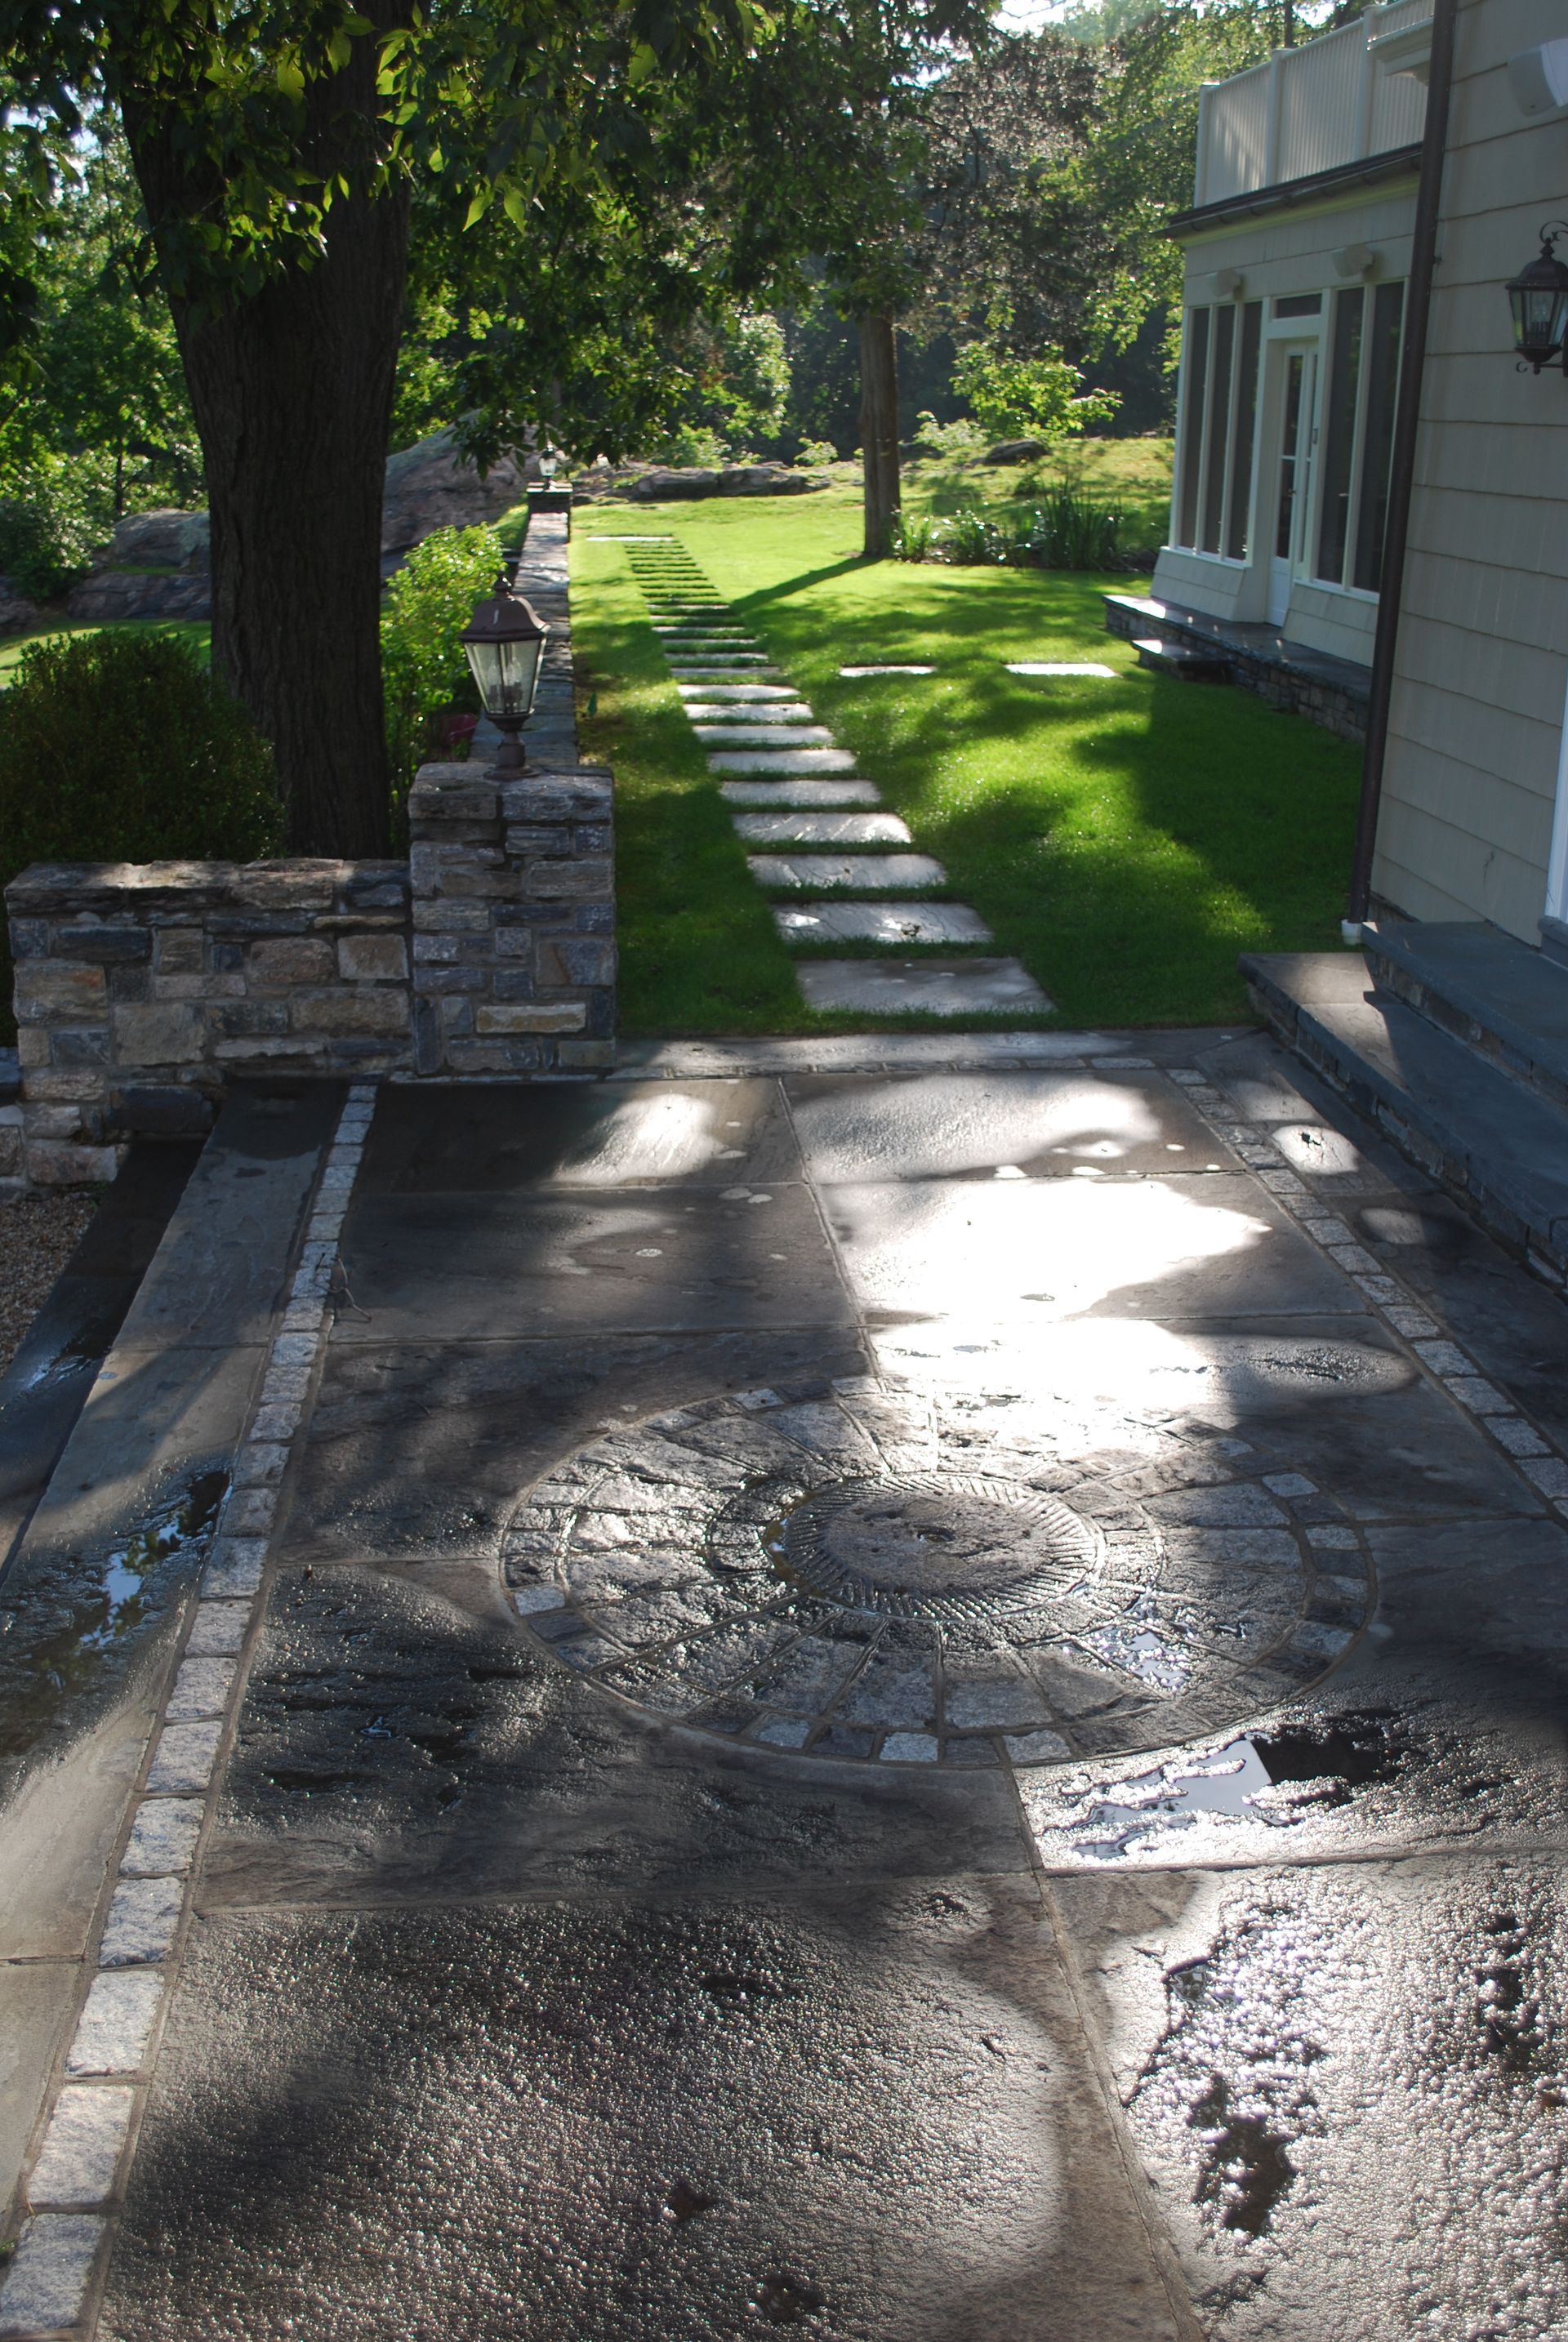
[{"xmin": 0, "ymin": 1086, "xmax": 374, "ymax": 2342}]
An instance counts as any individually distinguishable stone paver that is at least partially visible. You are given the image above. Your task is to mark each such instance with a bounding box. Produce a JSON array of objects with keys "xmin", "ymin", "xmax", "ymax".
[
  {"xmin": 707, "ymin": 746, "xmax": 858, "ymax": 774},
  {"xmin": 719, "ymin": 777, "xmax": 884, "ymax": 807},
  {"xmin": 776, "ymin": 900, "xmax": 995, "ymax": 946},
  {"xmin": 692, "ymin": 723, "xmax": 835, "ymax": 746},
  {"xmin": 733, "ymin": 813, "xmax": 915, "ymax": 847},
  {"xmin": 797, "ymin": 956, "xmax": 1053, "ymax": 1015},
  {"xmin": 675, "ymin": 682, "xmax": 798, "ymax": 701},
  {"xmin": 840, "ymin": 664, "xmax": 935, "ymax": 677},
  {"xmin": 680, "ymin": 702, "xmax": 816, "ymax": 723},
  {"xmin": 748, "ymin": 853, "xmax": 947, "ymax": 892},
  {"xmin": 1006, "ymin": 661, "xmax": 1117, "ymax": 678}
]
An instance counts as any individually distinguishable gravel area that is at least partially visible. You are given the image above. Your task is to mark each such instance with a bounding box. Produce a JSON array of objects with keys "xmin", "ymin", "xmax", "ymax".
[{"xmin": 0, "ymin": 1188, "xmax": 100, "ymax": 1374}]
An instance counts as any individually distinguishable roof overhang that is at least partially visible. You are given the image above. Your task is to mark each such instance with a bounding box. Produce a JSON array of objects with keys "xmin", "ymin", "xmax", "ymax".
[{"xmin": 1167, "ymin": 141, "xmax": 1423, "ymax": 238}]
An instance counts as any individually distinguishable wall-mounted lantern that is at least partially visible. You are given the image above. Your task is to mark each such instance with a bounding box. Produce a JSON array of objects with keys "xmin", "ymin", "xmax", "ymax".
[{"xmin": 1507, "ymin": 224, "xmax": 1568, "ymax": 372}]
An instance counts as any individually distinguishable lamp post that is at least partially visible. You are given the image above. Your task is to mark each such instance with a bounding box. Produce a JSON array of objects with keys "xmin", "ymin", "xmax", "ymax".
[
  {"xmin": 1506, "ymin": 223, "xmax": 1568, "ymax": 372},
  {"xmin": 460, "ymin": 572, "xmax": 549, "ymax": 776}
]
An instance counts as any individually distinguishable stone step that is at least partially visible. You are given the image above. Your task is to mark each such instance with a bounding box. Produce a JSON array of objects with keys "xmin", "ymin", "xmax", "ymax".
[
  {"xmin": 1361, "ymin": 918, "xmax": 1568, "ymax": 1114},
  {"xmin": 678, "ymin": 683, "xmax": 798, "ymax": 702},
  {"xmin": 732, "ymin": 812, "xmax": 912, "ymax": 847},
  {"xmin": 708, "ymin": 747, "xmax": 857, "ymax": 775},
  {"xmin": 693, "ymin": 724, "xmax": 835, "ymax": 746},
  {"xmin": 1241, "ymin": 947, "xmax": 1568, "ymax": 1278},
  {"xmin": 796, "ymin": 957, "xmax": 1051, "ymax": 1016},
  {"xmin": 839, "ymin": 664, "xmax": 935, "ymax": 678},
  {"xmin": 749, "ymin": 853, "xmax": 946, "ymax": 893},
  {"xmin": 682, "ymin": 703, "xmax": 817, "ymax": 724},
  {"xmin": 1133, "ymin": 635, "xmax": 1231, "ymax": 683},
  {"xmin": 720, "ymin": 778, "xmax": 883, "ymax": 807},
  {"xmin": 774, "ymin": 900, "xmax": 993, "ymax": 948}
]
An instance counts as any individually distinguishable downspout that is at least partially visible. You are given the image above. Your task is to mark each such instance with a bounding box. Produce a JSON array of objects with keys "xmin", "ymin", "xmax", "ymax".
[{"xmin": 1346, "ymin": 0, "xmax": 1459, "ymax": 932}]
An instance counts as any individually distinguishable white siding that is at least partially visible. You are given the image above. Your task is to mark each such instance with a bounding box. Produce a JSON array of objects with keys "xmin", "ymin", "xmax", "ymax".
[{"xmin": 1373, "ymin": 0, "xmax": 1568, "ymax": 940}]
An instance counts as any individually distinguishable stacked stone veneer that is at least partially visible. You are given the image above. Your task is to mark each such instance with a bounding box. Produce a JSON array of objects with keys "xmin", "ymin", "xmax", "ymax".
[
  {"xmin": 2, "ymin": 508, "xmax": 614, "ymax": 1187},
  {"xmin": 4, "ymin": 761, "xmax": 614, "ymax": 1186},
  {"xmin": 408, "ymin": 760, "xmax": 614, "ymax": 1076}
]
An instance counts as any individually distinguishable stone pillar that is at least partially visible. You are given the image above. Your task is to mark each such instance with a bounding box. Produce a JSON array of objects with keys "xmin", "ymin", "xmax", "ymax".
[{"xmin": 407, "ymin": 760, "xmax": 616, "ymax": 1075}]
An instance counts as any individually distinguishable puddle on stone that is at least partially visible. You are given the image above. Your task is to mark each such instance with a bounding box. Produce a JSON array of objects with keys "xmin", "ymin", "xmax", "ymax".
[
  {"xmin": 1075, "ymin": 1712, "xmax": 1407, "ymax": 1859},
  {"xmin": 1187, "ymin": 2075, "xmax": 1297, "ymax": 2237},
  {"xmin": 0, "ymin": 1469, "xmax": 228, "ymax": 1761},
  {"xmin": 1080, "ymin": 1594, "xmax": 1191, "ymax": 1693}
]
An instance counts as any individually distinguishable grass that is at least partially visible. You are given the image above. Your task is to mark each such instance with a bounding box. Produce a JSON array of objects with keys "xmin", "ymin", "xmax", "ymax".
[{"xmin": 572, "ymin": 454, "xmax": 1363, "ymax": 1034}]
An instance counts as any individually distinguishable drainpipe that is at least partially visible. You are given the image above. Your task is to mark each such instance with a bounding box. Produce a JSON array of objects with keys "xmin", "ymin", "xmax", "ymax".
[{"xmin": 1345, "ymin": 0, "xmax": 1459, "ymax": 933}]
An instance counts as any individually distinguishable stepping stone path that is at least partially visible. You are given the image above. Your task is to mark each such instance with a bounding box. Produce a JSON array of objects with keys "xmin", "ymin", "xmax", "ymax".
[{"xmin": 621, "ymin": 537, "xmax": 1051, "ymax": 1020}]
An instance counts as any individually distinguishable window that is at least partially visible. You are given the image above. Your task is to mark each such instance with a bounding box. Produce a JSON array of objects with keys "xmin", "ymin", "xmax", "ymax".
[
  {"xmin": 1273, "ymin": 293, "xmax": 1322, "ymax": 319},
  {"xmin": 1174, "ymin": 300, "xmax": 1263, "ymax": 559},
  {"xmin": 1314, "ymin": 282, "xmax": 1405, "ymax": 590}
]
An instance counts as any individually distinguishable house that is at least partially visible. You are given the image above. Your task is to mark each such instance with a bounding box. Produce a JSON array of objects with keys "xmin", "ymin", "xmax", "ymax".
[{"xmin": 1111, "ymin": 0, "xmax": 1568, "ymax": 1288}]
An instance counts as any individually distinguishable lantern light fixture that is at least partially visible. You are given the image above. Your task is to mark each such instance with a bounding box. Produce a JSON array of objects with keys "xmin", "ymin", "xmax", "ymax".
[
  {"xmin": 1507, "ymin": 222, "xmax": 1568, "ymax": 372},
  {"xmin": 460, "ymin": 572, "xmax": 548, "ymax": 776}
]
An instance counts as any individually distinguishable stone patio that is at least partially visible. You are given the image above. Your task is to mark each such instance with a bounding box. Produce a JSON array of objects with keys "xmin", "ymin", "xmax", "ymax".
[{"xmin": 4, "ymin": 1028, "xmax": 1568, "ymax": 2339}]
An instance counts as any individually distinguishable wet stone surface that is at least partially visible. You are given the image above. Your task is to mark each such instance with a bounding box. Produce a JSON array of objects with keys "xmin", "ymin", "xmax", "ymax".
[{"xmin": 502, "ymin": 1382, "xmax": 1374, "ymax": 1769}]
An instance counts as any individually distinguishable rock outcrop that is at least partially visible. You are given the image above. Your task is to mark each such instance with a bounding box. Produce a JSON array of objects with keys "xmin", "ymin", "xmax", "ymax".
[{"xmin": 0, "ymin": 576, "xmax": 41, "ymax": 637}]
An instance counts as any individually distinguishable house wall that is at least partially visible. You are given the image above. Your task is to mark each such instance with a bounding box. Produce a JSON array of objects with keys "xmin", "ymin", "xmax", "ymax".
[
  {"xmin": 1373, "ymin": 0, "xmax": 1568, "ymax": 941},
  {"xmin": 1153, "ymin": 177, "xmax": 1419, "ymax": 658}
]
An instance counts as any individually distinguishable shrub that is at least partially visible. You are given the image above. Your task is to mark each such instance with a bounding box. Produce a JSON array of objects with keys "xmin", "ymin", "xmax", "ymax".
[
  {"xmin": 911, "ymin": 411, "xmax": 987, "ymax": 460},
  {"xmin": 0, "ymin": 629, "xmax": 280, "ymax": 872},
  {"xmin": 647, "ymin": 424, "xmax": 729, "ymax": 469},
  {"xmin": 381, "ymin": 521, "xmax": 506, "ymax": 808},
  {"xmin": 0, "ymin": 451, "xmax": 120, "ymax": 599},
  {"xmin": 796, "ymin": 438, "xmax": 840, "ymax": 468},
  {"xmin": 1010, "ymin": 488, "xmax": 1124, "ymax": 571},
  {"xmin": 0, "ymin": 628, "xmax": 281, "ymax": 1040}
]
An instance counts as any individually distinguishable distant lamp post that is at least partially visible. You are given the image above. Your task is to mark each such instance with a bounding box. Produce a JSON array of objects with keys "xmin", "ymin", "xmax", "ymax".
[
  {"xmin": 1507, "ymin": 223, "xmax": 1568, "ymax": 370},
  {"xmin": 539, "ymin": 446, "xmax": 559, "ymax": 483},
  {"xmin": 460, "ymin": 572, "xmax": 548, "ymax": 776}
]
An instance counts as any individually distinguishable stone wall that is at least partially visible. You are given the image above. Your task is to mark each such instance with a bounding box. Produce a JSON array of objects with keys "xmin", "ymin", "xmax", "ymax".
[
  {"xmin": 2, "ymin": 507, "xmax": 613, "ymax": 1190},
  {"xmin": 4, "ymin": 761, "xmax": 614, "ymax": 1186}
]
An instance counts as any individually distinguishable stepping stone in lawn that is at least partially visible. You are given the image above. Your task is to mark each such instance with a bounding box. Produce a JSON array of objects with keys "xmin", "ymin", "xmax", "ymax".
[
  {"xmin": 795, "ymin": 956, "xmax": 1051, "ymax": 1016},
  {"xmin": 733, "ymin": 812, "xmax": 913, "ymax": 846},
  {"xmin": 681, "ymin": 703, "xmax": 817, "ymax": 724},
  {"xmin": 677, "ymin": 683, "xmax": 798, "ymax": 701},
  {"xmin": 707, "ymin": 746, "xmax": 858, "ymax": 774},
  {"xmin": 720, "ymin": 778, "xmax": 884, "ymax": 807},
  {"xmin": 693, "ymin": 724, "xmax": 835, "ymax": 746},
  {"xmin": 668, "ymin": 654, "xmax": 773, "ymax": 668},
  {"xmin": 774, "ymin": 900, "xmax": 993, "ymax": 946},
  {"xmin": 839, "ymin": 664, "xmax": 935, "ymax": 677},
  {"xmin": 748, "ymin": 853, "xmax": 945, "ymax": 892},
  {"xmin": 1005, "ymin": 661, "xmax": 1117, "ymax": 678},
  {"xmin": 670, "ymin": 666, "xmax": 784, "ymax": 683}
]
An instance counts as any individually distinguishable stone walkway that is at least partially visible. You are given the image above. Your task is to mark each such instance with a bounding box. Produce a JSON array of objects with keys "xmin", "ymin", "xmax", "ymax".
[
  {"xmin": 5, "ymin": 1030, "xmax": 1568, "ymax": 2339},
  {"xmin": 620, "ymin": 537, "xmax": 1051, "ymax": 1021}
]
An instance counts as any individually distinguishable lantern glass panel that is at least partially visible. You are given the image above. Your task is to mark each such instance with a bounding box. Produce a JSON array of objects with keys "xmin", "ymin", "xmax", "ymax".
[{"xmin": 464, "ymin": 631, "xmax": 542, "ymax": 718}]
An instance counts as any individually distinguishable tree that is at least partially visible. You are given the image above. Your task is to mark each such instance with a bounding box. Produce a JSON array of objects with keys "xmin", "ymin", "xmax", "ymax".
[{"xmin": 0, "ymin": 1, "xmax": 751, "ymax": 854}]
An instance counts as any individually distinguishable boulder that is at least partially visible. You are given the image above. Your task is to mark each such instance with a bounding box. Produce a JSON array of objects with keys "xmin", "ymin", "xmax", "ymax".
[
  {"xmin": 381, "ymin": 428, "xmax": 524, "ymax": 554},
  {"xmin": 104, "ymin": 509, "xmax": 210, "ymax": 569},
  {"xmin": 65, "ymin": 569, "xmax": 212, "ymax": 623},
  {"xmin": 982, "ymin": 439, "xmax": 1047, "ymax": 465},
  {"xmin": 626, "ymin": 467, "xmax": 721, "ymax": 501},
  {"xmin": 0, "ymin": 576, "xmax": 41, "ymax": 637},
  {"xmin": 718, "ymin": 463, "xmax": 822, "ymax": 496}
]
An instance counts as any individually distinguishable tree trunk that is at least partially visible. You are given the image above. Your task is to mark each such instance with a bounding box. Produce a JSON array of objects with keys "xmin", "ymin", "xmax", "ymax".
[
  {"xmin": 122, "ymin": 23, "xmax": 411, "ymax": 855},
  {"xmin": 857, "ymin": 313, "xmax": 902, "ymax": 560}
]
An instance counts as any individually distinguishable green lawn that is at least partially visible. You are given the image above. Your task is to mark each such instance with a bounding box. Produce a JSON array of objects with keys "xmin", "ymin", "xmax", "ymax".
[{"xmin": 572, "ymin": 465, "xmax": 1362, "ymax": 1034}]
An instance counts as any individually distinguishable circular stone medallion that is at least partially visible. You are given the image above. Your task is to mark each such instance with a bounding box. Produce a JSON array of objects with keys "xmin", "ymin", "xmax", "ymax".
[
  {"xmin": 776, "ymin": 1476, "xmax": 1099, "ymax": 1623},
  {"xmin": 501, "ymin": 1381, "xmax": 1372, "ymax": 1773}
]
